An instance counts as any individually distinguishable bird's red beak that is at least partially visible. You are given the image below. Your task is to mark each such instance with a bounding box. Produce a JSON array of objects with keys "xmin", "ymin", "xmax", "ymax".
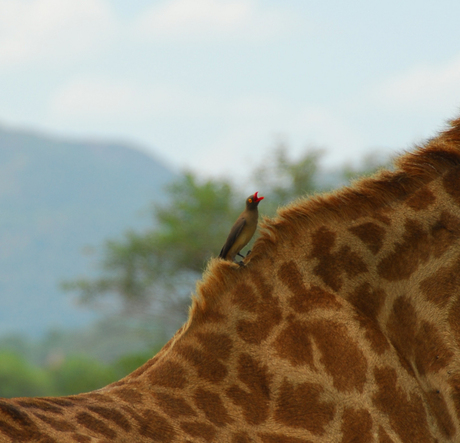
[{"xmin": 254, "ymin": 191, "xmax": 264, "ymax": 202}]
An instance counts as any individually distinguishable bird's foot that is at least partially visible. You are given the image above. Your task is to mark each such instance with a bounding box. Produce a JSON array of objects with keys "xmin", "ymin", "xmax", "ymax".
[
  {"xmin": 245, "ymin": 249, "xmax": 252, "ymax": 257},
  {"xmin": 237, "ymin": 260, "xmax": 245, "ymax": 267}
]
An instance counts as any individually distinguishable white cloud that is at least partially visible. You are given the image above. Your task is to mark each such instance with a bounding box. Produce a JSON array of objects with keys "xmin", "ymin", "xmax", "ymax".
[
  {"xmin": 0, "ymin": 0, "xmax": 116, "ymax": 66},
  {"xmin": 133, "ymin": 0, "xmax": 297, "ymax": 42},
  {"xmin": 372, "ymin": 56, "xmax": 460, "ymax": 114},
  {"xmin": 49, "ymin": 77, "xmax": 218, "ymax": 121}
]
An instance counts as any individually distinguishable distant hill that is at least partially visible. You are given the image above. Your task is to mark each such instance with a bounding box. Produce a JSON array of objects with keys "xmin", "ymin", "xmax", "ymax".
[{"xmin": 0, "ymin": 125, "xmax": 175, "ymax": 337}]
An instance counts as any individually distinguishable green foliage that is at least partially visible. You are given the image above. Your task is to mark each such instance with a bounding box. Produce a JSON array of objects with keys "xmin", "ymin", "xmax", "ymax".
[
  {"xmin": 0, "ymin": 347, "xmax": 159, "ymax": 398},
  {"xmin": 49, "ymin": 356, "xmax": 117, "ymax": 396},
  {"xmin": 0, "ymin": 351, "xmax": 55, "ymax": 397}
]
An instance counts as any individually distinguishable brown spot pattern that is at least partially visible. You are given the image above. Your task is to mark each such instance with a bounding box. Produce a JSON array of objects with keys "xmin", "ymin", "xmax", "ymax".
[
  {"xmin": 226, "ymin": 354, "xmax": 272, "ymax": 425},
  {"xmin": 152, "ymin": 392, "xmax": 197, "ymax": 419},
  {"xmin": 430, "ymin": 211, "xmax": 460, "ymax": 257},
  {"xmin": 443, "ymin": 165, "xmax": 460, "ymax": 204},
  {"xmin": 274, "ymin": 319, "xmax": 367, "ymax": 392},
  {"xmin": 448, "ymin": 296, "xmax": 460, "ymax": 347},
  {"xmin": 274, "ymin": 320, "xmax": 315, "ymax": 367},
  {"xmin": 386, "ymin": 296, "xmax": 417, "ymax": 362},
  {"xmin": 405, "ymin": 187, "xmax": 436, "ymax": 210},
  {"xmin": 76, "ymin": 412, "xmax": 117, "ymax": 439},
  {"xmin": 180, "ymin": 421, "xmax": 217, "ymax": 441},
  {"xmin": 259, "ymin": 433, "xmax": 313, "ymax": 443},
  {"xmin": 235, "ymin": 280, "xmax": 282, "ymax": 345},
  {"xmin": 425, "ymin": 390, "xmax": 455, "ymax": 437},
  {"xmin": 420, "ymin": 259, "xmax": 460, "ymax": 307},
  {"xmin": 373, "ymin": 367, "xmax": 432, "ymax": 443},
  {"xmin": 378, "ymin": 219, "xmax": 430, "ymax": 281},
  {"xmin": 311, "ymin": 227, "xmax": 368, "ymax": 291},
  {"xmin": 414, "ymin": 321, "xmax": 453, "ymax": 376},
  {"xmin": 149, "ymin": 360, "xmax": 188, "ymax": 388},
  {"xmin": 176, "ymin": 343, "xmax": 228, "ymax": 384},
  {"xmin": 193, "ymin": 388, "xmax": 233, "ymax": 427},
  {"xmin": 340, "ymin": 408, "xmax": 373, "ymax": 443},
  {"xmin": 349, "ymin": 222, "xmax": 386, "ymax": 254},
  {"xmin": 278, "ymin": 260, "xmax": 342, "ymax": 312},
  {"xmin": 311, "ymin": 320, "xmax": 368, "ymax": 393},
  {"xmin": 274, "ymin": 379, "xmax": 335, "ymax": 434}
]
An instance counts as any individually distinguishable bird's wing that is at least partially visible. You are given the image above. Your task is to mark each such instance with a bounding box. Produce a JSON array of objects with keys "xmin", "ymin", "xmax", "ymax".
[{"xmin": 219, "ymin": 217, "xmax": 246, "ymax": 258}]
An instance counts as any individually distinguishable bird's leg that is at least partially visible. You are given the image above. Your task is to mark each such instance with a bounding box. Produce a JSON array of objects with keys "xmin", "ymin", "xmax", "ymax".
[
  {"xmin": 245, "ymin": 249, "xmax": 251, "ymax": 257},
  {"xmin": 237, "ymin": 252, "xmax": 245, "ymax": 258},
  {"xmin": 237, "ymin": 260, "xmax": 245, "ymax": 267}
]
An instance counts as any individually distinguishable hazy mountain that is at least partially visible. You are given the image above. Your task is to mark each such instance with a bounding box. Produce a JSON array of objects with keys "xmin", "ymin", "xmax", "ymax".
[{"xmin": 0, "ymin": 125, "xmax": 175, "ymax": 337}]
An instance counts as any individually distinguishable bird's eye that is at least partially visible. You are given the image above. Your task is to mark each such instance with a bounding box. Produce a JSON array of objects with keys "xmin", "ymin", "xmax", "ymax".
[{"xmin": 248, "ymin": 198, "xmax": 252, "ymax": 203}]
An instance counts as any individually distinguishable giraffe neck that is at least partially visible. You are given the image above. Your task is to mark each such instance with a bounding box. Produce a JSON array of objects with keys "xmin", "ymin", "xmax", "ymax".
[{"xmin": 107, "ymin": 144, "xmax": 460, "ymax": 441}]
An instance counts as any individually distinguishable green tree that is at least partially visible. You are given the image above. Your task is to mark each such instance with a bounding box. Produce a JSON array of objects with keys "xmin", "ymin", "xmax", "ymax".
[
  {"xmin": 62, "ymin": 172, "xmax": 246, "ymax": 327},
  {"xmin": 50, "ymin": 356, "xmax": 117, "ymax": 396},
  {"xmin": 0, "ymin": 350, "xmax": 55, "ymax": 397}
]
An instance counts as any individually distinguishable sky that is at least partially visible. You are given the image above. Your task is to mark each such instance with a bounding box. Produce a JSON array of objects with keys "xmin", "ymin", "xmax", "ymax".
[{"xmin": 1, "ymin": 0, "xmax": 460, "ymax": 180}]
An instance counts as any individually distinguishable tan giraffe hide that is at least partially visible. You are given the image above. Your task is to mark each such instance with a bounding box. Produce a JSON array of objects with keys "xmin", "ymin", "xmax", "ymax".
[{"xmin": 3, "ymin": 118, "xmax": 460, "ymax": 441}]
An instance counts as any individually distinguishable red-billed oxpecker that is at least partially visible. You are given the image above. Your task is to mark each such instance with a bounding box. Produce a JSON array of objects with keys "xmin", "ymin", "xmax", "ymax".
[{"xmin": 219, "ymin": 192, "xmax": 264, "ymax": 261}]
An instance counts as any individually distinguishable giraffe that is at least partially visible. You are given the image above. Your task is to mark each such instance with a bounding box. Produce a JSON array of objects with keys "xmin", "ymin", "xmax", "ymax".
[{"xmin": 3, "ymin": 118, "xmax": 460, "ymax": 443}]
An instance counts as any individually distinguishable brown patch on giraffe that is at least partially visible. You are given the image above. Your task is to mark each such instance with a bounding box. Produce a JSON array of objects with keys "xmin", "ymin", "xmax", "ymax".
[
  {"xmin": 274, "ymin": 319, "xmax": 368, "ymax": 392},
  {"xmin": 72, "ymin": 434, "xmax": 92, "ymax": 443},
  {"xmin": 121, "ymin": 406, "xmax": 176, "ymax": 441},
  {"xmin": 373, "ymin": 366, "xmax": 432, "ymax": 443},
  {"xmin": 226, "ymin": 353, "xmax": 272, "ymax": 425},
  {"xmin": 430, "ymin": 211, "xmax": 460, "ymax": 258},
  {"xmin": 386, "ymin": 295, "xmax": 417, "ymax": 362},
  {"xmin": 311, "ymin": 227, "xmax": 368, "ymax": 292},
  {"xmin": 449, "ymin": 375, "xmax": 460, "ymax": 421},
  {"xmin": 16, "ymin": 399, "xmax": 64, "ymax": 415},
  {"xmin": 152, "ymin": 391, "xmax": 197, "ymax": 419},
  {"xmin": 0, "ymin": 401, "xmax": 48, "ymax": 442},
  {"xmin": 235, "ymin": 278, "xmax": 282, "ymax": 345},
  {"xmin": 414, "ymin": 321, "xmax": 453, "ymax": 376},
  {"xmin": 180, "ymin": 421, "xmax": 217, "ymax": 441},
  {"xmin": 348, "ymin": 221, "xmax": 386, "ymax": 254},
  {"xmin": 377, "ymin": 219, "xmax": 430, "ymax": 281},
  {"xmin": 425, "ymin": 390, "xmax": 455, "ymax": 438},
  {"xmin": 75, "ymin": 412, "xmax": 117, "ymax": 439},
  {"xmin": 274, "ymin": 319, "xmax": 315, "ymax": 367},
  {"xmin": 149, "ymin": 360, "xmax": 188, "ymax": 388},
  {"xmin": 194, "ymin": 388, "xmax": 233, "ymax": 427},
  {"xmin": 354, "ymin": 312, "xmax": 391, "ymax": 355},
  {"xmin": 311, "ymin": 320, "xmax": 368, "ymax": 393},
  {"xmin": 196, "ymin": 332, "xmax": 233, "ymax": 361},
  {"xmin": 420, "ymin": 260, "xmax": 460, "ymax": 307},
  {"xmin": 232, "ymin": 283, "xmax": 259, "ymax": 312},
  {"xmin": 232, "ymin": 431, "xmax": 254, "ymax": 443},
  {"xmin": 405, "ymin": 187, "xmax": 436, "ymax": 210},
  {"xmin": 176, "ymin": 343, "xmax": 228, "ymax": 383},
  {"xmin": 259, "ymin": 433, "xmax": 313, "ymax": 443},
  {"xmin": 113, "ymin": 386, "xmax": 143, "ymax": 403},
  {"xmin": 340, "ymin": 407, "xmax": 373, "ymax": 443},
  {"xmin": 378, "ymin": 427, "xmax": 395, "ymax": 443},
  {"xmin": 278, "ymin": 261, "xmax": 342, "ymax": 312},
  {"xmin": 274, "ymin": 379, "xmax": 335, "ymax": 434},
  {"xmin": 448, "ymin": 296, "xmax": 460, "ymax": 347},
  {"xmin": 86, "ymin": 405, "xmax": 131, "ymax": 433},
  {"xmin": 443, "ymin": 164, "xmax": 460, "ymax": 204},
  {"xmin": 348, "ymin": 282, "xmax": 387, "ymax": 321},
  {"xmin": 33, "ymin": 412, "xmax": 76, "ymax": 432}
]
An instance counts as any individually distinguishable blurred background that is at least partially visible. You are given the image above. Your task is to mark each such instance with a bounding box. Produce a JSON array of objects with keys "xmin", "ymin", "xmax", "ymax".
[{"xmin": 0, "ymin": 0, "xmax": 459, "ymax": 397}]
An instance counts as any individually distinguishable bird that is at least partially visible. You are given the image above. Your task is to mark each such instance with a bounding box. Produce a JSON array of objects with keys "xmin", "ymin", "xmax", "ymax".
[{"xmin": 219, "ymin": 191, "xmax": 264, "ymax": 262}]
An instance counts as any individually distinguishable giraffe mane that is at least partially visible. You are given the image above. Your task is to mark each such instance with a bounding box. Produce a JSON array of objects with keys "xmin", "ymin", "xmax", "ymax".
[{"xmin": 188, "ymin": 116, "xmax": 460, "ymax": 323}]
